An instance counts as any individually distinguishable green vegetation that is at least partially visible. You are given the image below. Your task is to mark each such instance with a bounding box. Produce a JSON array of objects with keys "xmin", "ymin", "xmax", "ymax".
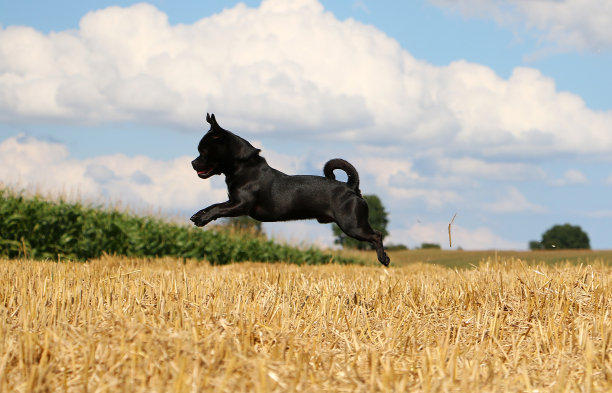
[
  {"xmin": 0, "ymin": 188, "xmax": 356, "ymax": 265},
  {"xmin": 419, "ymin": 242, "xmax": 441, "ymax": 249},
  {"xmin": 383, "ymin": 243, "xmax": 408, "ymax": 251}
]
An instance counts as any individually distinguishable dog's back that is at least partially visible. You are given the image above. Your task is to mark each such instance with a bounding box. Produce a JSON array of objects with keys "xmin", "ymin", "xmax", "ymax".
[{"xmin": 249, "ymin": 171, "xmax": 356, "ymax": 222}]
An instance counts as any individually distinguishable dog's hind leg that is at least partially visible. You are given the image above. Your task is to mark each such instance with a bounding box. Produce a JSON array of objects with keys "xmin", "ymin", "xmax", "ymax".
[
  {"xmin": 335, "ymin": 199, "xmax": 390, "ymax": 266},
  {"xmin": 340, "ymin": 223, "xmax": 390, "ymax": 266}
]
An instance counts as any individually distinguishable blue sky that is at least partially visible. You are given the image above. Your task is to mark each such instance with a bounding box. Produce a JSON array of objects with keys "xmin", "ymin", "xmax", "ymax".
[{"xmin": 1, "ymin": 0, "xmax": 611, "ymax": 250}]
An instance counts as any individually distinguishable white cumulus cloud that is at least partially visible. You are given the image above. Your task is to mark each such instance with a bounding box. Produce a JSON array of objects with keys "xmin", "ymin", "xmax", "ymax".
[
  {"xmin": 428, "ymin": 0, "xmax": 612, "ymax": 52},
  {"xmin": 550, "ymin": 169, "xmax": 588, "ymax": 186},
  {"xmin": 483, "ymin": 186, "xmax": 546, "ymax": 214},
  {"xmin": 0, "ymin": 0, "xmax": 611, "ymax": 158}
]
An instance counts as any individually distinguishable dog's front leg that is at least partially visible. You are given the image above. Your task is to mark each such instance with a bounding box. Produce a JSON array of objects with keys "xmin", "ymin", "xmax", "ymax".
[{"xmin": 190, "ymin": 201, "xmax": 250, "ymax": 227}]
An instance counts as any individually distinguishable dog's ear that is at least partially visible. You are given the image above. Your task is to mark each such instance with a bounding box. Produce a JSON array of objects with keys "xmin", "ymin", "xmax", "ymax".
[
  {"xmin": 206, "ymin": 113, "xmax": 224, "ymax": 138},
  {"xmin": 206, "ymin": 113, "xmax": 217, "ymax": 125},
  {"xmin": 206, "ymin": 113, "xmax": 221, "ymax": 131}
]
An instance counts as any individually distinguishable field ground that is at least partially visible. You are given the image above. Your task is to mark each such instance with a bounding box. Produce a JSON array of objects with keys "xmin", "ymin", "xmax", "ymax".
[
  {"xmin": 1, "ymin": 253, "xmax": 611, "ymax": 392},
  {"xmin": 353, "ymin": 248, "xmax": 612, "ymax": 269}
]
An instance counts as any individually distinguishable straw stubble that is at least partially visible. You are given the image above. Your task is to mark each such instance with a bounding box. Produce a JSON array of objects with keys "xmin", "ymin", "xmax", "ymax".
[{"xmin": 0, "ymin": 257, "xmax": 610, "ymax": 392}]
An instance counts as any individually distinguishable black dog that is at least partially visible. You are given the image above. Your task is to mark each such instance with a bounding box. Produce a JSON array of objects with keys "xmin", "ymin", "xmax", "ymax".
[{"xmin": 190, "ymin": 114, "xmax": 390, "ymax": 266}]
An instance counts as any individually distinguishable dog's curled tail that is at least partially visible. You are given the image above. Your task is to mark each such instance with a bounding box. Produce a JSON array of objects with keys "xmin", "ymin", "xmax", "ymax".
[{"xmin": 323, "ymin": 159, "xmax": 361, "ymax": 195}]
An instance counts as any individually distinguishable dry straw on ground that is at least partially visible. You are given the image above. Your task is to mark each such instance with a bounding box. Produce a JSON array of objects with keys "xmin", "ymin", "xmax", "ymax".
[{"xmin": 0, "ymin": 257, "xmax": 610, "ymax": 392}]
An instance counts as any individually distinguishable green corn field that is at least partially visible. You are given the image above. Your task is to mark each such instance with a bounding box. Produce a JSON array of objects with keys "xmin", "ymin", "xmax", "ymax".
[{"xmin": 0, "ymin": 188, "xmax": 355, "ymax": 265}]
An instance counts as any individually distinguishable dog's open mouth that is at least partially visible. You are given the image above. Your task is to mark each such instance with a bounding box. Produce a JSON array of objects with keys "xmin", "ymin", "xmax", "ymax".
[{"xmin": 196, "ymin": 169, "xmax": 214, "ymax": 179}]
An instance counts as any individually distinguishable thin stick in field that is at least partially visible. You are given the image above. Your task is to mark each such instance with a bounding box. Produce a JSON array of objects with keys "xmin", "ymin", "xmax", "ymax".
[{"xmin": 448, "ymin": 213, "xmax": 457, "ymax": 248}]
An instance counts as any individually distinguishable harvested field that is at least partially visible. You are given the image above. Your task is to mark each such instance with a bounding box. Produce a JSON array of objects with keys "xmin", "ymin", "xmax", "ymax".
[{"xmin": 1, "ymin": 257, "xmax": 611, "ymax": 392}]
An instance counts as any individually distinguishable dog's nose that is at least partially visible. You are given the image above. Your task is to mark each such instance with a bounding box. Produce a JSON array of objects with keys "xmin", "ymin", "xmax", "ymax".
[{"xmin": 191, "ymin": 159, "xmax": 198, "ymax": 169}]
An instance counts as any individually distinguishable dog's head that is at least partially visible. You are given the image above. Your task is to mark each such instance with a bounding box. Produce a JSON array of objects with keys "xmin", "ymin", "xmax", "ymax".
[{"xmin": 191, "ymin": 113, "xmax": 261, "ymax": 179}]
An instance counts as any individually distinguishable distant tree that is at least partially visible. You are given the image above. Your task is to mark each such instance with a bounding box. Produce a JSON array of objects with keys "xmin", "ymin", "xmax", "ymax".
[
  {"xmin": 385, "ymin": 244, "xmax": 408, "ymax": 251},
  {"xmin": 528, "ymin": 240, "xmax": 543, "ymax": 250},
  {"xmin": 332, "ymin": 194, "xmax": 389, "ymax": 250},
  {"xmin": 420, "ymin": 243, "xmax": 441, "ymax": 249},
  {"xmin": 534, "ymin": 224, "xmax": 590, "ymax": 250}
]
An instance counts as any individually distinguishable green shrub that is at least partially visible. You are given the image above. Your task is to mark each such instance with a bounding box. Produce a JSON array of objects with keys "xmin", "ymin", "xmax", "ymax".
[
  {"xmin": 0, "ymin": 188, "xmax": 356, "ymax": 265},
  {"xmin": 420, "ymin": 243, "xmax": 441, "ymax": 249}
]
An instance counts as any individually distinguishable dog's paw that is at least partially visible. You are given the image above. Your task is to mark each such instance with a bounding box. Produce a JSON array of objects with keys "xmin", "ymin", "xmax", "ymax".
[
  {"xmin": 190, "ymin": 211, "xmax": 201, "ymax": 223},
  {"xmin": 193, "ymin": 217, "xmax": 211, "ymax": 227},
  {"xmin": 379, "ymin": 253, "xmax": 391, "ymax": 267},
  {"xmin": 190, "ymin": 210, "xmax": 210, "ymax": 227}
]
